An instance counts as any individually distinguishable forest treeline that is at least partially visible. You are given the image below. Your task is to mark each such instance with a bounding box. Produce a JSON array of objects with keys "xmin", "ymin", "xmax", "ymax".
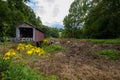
[
  {"xmin": 62, "ymin": 0, "xmax": 120, "ymax": 39},
  {"xmin": 0, "ymin": 0, "xmax": 59, "ymax": 38},
  {"xmin": 1, "ymin": 0, "xmax": 120, "ymax": 39}
]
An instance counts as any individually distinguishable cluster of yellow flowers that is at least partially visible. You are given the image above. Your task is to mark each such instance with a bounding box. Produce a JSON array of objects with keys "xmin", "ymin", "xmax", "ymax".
[
  {"xmin": 3, "ymin": 43, "xmax": 45, "ymax": 60},
  {"xmin": 43, "ymin": 39, "xmax": 48, "ymax": 44},
  {"xmin": 17, "ymin": 43, "xmax": 45, "ymax": 56},
  {"xmin": 17, "ymin": 43, "xmax": 25, "ymax": 50},
  {"xmin": 3, "ymin": 49, "xmax": 16, "ymax": 60}
]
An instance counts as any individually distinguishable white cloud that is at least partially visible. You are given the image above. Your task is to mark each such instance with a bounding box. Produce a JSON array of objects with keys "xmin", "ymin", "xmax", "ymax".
[
  {"xmin": 52, "ymin": 5, "xmax": 59, "ymax": 17},
  {"xmin": 28, "ymin": 0, "xmax": 74, "ymax": 27},
  {"xmin": 44, "ymin": 0, "xmax": 55, "ymax": 3}
]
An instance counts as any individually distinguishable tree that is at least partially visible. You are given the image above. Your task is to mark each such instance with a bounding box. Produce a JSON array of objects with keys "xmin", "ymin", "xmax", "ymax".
[
  {"xmin": 41, "ymin": 25, "xmax": 59, "ymax": 38},
  {"xmin": 0, "ymin": 0, "xmax": 11, "ymax": 37},
  {"xmin": 63, "ymin": 0, "xmax": 120, "ymax": 39},
  {"xmin": 63, "ymin": 0, "xmax": 92, "ymax": 38},
  {"xmin": 83, "ymin": 0, "xmax": 120, "ymax": 39},
  {"xmin": 0, "ymin": 0, "xmax": 43, "ymax": 37}
]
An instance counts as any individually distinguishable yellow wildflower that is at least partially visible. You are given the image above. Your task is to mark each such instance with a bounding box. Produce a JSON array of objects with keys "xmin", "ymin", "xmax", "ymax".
[
  {"xmin": 35, "ymin": 48, "xmax": 41, "ymax": 53},
  {"xmin": 25, "ymin": 44, "xmax": 33, "ymax": 49},
  {"xmin": 3, "ymin": 56, "xmax": 10, "ymax": 60},
  {"xmin": 26, "ymin": 50, "xmax": 33, "ymax": 55},
  {"xmin": 43, "ymin": 39, "xmax": 48, "ymax": 44},
  {"xmin": 10, "ymin": 49, "xmax": 16, "ymax": 56},
  {"xmin": 5, "ymin": 49, "xmax": 16, "ymax": 56},
  {"xmin": 17, "ymin": 43, "xmax": 25, "ymax": 50},
  {"xmin": 26, "ymin": 47, "xmax": 36, "ymax": 55},
  {"xmin": 31, "ymin": 48, "xmax": 35, "ymax": 52},
  {"xmin": 41, "ymin": 49, "xmax": 45, "ymax": 54},
  {"xmin": 3, "ymin": 49, "xmax": 16, "ymax": 60},
  {"xmin": 38, "ymin": 49, "xmax": 45, "ymax": 56},
  {"xmin": 5, "ymin": 52, "xmax": 11, "ymax": 56}
]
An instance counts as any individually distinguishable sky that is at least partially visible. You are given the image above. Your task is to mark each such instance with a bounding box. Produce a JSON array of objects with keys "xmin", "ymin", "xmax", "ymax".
[{"xmin": 27, "ymin": 0, "xmax": 74, "ymax": 28}]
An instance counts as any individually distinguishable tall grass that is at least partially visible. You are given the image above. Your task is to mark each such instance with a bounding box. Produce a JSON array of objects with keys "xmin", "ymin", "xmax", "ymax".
[
  {"xmin": 98, "ymin": 50, "xmax": 120, "ymax": 60},
  {"xmin": 43, "ymin": 44, "xmax": 65, "ymax": 53},
  {"xmin": 88, "ymin": 39, "xmax": 120, "ymax": 44},
  {"xmin": 0, "ymin": 43, "xmax": 57, "ymax": 80}
]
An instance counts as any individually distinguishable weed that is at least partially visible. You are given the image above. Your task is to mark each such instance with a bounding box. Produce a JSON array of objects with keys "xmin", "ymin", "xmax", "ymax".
[
  {"xmin": 98, "ymin": 50, "xmax": 120, "ymax": 60},
  {"xmin": 43, "ymin": 44, "xmax": 65, "ymax": 53}
]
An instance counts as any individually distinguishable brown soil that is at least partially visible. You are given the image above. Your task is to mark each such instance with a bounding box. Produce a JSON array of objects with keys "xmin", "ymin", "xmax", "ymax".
[{"xmin": 33, "ymin": 39, "xmax": 120, "ymax": 80}]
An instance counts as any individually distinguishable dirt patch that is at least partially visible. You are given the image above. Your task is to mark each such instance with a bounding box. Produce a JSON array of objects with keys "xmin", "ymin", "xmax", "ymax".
[
  {"xmin": 0, "ymin": 42, "xmax": 17, "ymax": 54},
  {"xmin": 32, "ymin": 39, "xmax": 120, "ymax": 80}
]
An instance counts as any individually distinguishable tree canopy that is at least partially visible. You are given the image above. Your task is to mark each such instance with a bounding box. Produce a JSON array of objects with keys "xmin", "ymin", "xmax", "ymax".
[
  {"xmin": 0, "ymin": 0, "xmax": 42, "ymax": 37},
  {"xmin": 62, "ymin": 0, "xmax": 120, "ymax": 39},
  {"xmin": 0, "ymin": 0, "xmax": 60, "ymax": 38}
]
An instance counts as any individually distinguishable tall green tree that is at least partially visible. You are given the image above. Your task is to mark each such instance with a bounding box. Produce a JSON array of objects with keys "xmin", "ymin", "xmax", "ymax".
[
  {"xmin": 63, "ymin": 0, "xmax": 120, "ymax": 39},
  {"xmin": 83, "ymin": 0, "xmax": 120, "ymax": 39},
  {"xmin": 0, "ymin": 0, "xmax": 11, "ymax": 37},
  {"xmin": 63, "ymin": 0, "xmax": 92, "ymax": 38},
  {"xmin": 0, "ymin": 0, "xmax": 42, "ymax": 37},
  {"xmin": 41, "ymin": 25, "xmax": 59, "ymax": 38}
]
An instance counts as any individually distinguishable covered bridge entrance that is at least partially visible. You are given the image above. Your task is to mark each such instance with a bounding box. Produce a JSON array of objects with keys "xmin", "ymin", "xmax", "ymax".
[{"xmin": 15, "ymin": 22, "xmax": 44, "ymax": 42}]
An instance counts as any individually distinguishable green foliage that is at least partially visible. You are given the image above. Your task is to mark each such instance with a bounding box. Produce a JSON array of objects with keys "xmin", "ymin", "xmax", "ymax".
[
  {"xmin": 63, "ymin": 0, "xmax": 120, "ymax": 39},
  {"xmin": 98, "ymin": 50, "xmax": 120, "ymax": 60},
  {"xmin": 0, "ymin": 42, "xmax": 57, "ymax": 80},
  {"xmin": 22, "ymin": 40, "xmax": 31, "ymax": 44},
  {"xmin": 46, "ymin": 75, "xmax": 57, "ymax": 80},
  {"xmin": 62, "ymin": 0, "xmax": 92, "ymax": 38},
  {"xmin": 83, "ymin": 0, "xmax": 120, "ymax": 39},
  {"xmin": 0, "ymin": 55, "xmax": 57, "ymax": 80},
  {"xmin": 7, "ymin": 63, "xmax": 44, "ymax": 80},
  {"xmin": 0, "ymin": 56, "xmax": 10, "ymax": 80},
  {"xmin": 88, "ymin": 39, "xmax": 120, "ymax": 44},
  {"xmin": 0, "ymin": 0, "xmax": 63, "ymax": 38},
  {"xmin": 0, "ymin": 0, "xmax": 42, "ymax": 37},
  {"xmin": 43, "ymin": 44, "xmax": 65, "ymax": 53},
  {"xmin": 41, "ymin": 25, "xmax": 60, "ymax": 38}
]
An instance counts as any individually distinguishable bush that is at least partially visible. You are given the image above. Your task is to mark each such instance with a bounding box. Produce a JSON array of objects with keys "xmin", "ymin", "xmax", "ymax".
[{"xmin": 43, "ymin": 44, "xmax": 65, "ymax": 53}]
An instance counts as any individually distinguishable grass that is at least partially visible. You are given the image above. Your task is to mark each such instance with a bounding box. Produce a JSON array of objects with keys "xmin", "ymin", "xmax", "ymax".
[
  {"xmin": 43, "ymin": 44, "xmax": 65, "ymax": 53},
  {"xmin": 87, "ymin": 39, "xmax": 120, "ymax": 44},
  {"xmin": 0, "ymin": 42, "xmax": 57, "ymax": 80},
  {"xmin": 0, "ymin": 56, "xmax": 57, "ymax": 80},
  {"xmin": 98, "ymin": 50, "xmax": 120, "ymax": 60},
  {"xmin": 62, "ymin": 38, "xmax": 120, "ymax": 44}
]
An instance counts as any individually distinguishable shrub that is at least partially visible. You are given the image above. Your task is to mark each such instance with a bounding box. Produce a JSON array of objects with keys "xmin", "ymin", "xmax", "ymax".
[{"xmin": 43, "ymin": 44, "xmax": 65, "ymax": 53}]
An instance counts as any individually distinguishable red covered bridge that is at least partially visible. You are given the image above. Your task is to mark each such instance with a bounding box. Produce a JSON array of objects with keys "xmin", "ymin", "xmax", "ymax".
[{"xmin": 15, "ymin": 22, "xmax": 44, "ymax": 42}]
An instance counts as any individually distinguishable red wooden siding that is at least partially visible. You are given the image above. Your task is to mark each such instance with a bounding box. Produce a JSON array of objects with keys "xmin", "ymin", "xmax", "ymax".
[{"xmin": 35, "ymin": 29, "xmax": 44, "ymax": 42}]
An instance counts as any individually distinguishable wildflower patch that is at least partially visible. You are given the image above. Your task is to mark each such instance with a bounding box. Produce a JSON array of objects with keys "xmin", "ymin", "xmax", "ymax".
[{"xmin": 3, "ymin": 43, "xmax": 45, "ymax": 60}]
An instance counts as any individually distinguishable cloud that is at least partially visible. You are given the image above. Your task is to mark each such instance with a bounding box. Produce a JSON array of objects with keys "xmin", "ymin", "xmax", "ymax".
[
  {"xmin": 28, "ymin": 0, "xmax": 74, "ymax": 28},
  {"xmin": 44, "ymin": 0, "xmax": 55, "ymax": 3},
  {"xmin": 52, "ymin": 5, "xmax": 59, "ymax": 17},
  {"xmin": 37, "ymin": 6, "xmax": 46, "ymax": 15}
]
